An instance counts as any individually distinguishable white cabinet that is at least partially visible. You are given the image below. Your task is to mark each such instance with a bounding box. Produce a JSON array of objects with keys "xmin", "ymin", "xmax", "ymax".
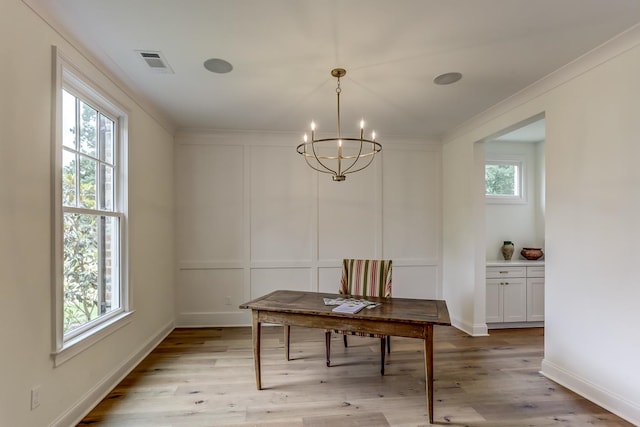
[
  {"xmin": 526, "ymin": 266, "xmax": 545, "ymax": 321},
  {"xmin": 486, "ymin": 263, "xmax": 544, "ymax": 326}
]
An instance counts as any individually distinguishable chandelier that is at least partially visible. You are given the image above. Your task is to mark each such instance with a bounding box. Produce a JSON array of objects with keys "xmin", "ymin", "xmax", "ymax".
[{"xmin": 297, "ymin": 68, "xmax": 382, "ymax": 181}]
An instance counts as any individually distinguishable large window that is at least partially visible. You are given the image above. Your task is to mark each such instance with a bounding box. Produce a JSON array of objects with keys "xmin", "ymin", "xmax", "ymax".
[{"xmin": 53, "ymin": 51, "xmax": 129, "ymax": 364}]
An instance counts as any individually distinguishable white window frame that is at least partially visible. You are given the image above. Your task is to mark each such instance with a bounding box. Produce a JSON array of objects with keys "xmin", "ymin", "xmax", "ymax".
[
  {"xmin": 52, "ymin": 47, "xmax": 132, "ymax": 366},
  {"xmin": 485, "ymin": 156, "xmax": 527, "ymax": 204}
]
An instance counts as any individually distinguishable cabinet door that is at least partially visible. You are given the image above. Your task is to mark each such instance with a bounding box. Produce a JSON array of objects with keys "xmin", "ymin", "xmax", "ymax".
[
  {"xmin": 486, "ymin": 279, "xmax": 504, "ymax": 323},
  {"xmin": 527, "ymin": 277, "xmax": 545, "ymax": 321},
  {"xmin": 502, "ymin": 278, "xmax": 527, "ymax": 322}
]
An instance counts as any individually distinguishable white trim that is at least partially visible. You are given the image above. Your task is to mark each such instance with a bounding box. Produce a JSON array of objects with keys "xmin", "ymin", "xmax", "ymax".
[
  {"xmin": 176, "ymin": 311, "xmax": 250, "ymax": 327},
  {"xmin": 541, "ymin": 359, "xmax": 640, "ymax": 426},
  {"xmin": 485, "ymin": 156, "xmax": 527, "ymax": 204},
  {"xmin": 450, "ymin": 315, "xmax": 489, "ymax": 337},
  {"xmin": 23, "ymin": 0, "xmax": 176, "ymax": 134},
  {"xmin": 52, "ymin": 311, "xmax": 134, "ymax": 366},
  {"xmin": 52, "ymin": 46, "xmax": 131, "ymax": 362},
  {"xmin": 50, "ymin": 321, "xmax": 174, "ymax": 427},
  {"xmin": 487, "ymin": 321, "xmax": 543, "ymax": 330},
  {"xmin": 178, "ymin": 260, "xmax": 244, "ymax": 270},
  {"xmin": 444, "ymin": 24, "xmax": 640, "ymax": 143}
]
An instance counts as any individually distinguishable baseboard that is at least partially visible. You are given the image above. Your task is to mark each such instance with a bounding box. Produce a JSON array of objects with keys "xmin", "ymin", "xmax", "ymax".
[
  {"xmin": 488, "ymin": 321, "xmax": 544, "ymax": 329},
  {"xmin": 541, "ymin": 358, "xmax": 640, "ymax": 426},
  {"xmin": 176, "ymin": 311, "xmax": 250, "ymax": 327},
  {"xmin": 450, "ymin": 315, "xmax": 489, "ymax": 336},
  {"xmin": 51, "ymin": 320, "xmax": 175, "ymax": 427}
]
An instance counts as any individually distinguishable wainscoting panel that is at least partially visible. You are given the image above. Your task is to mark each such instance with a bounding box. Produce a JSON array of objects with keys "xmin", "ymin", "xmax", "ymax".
[
  {"xmin": 175, "ymin": 267, "xmax": 246, "ymax": 326},
  {"xmin": 250, "ymin": 267, "xmax": 313, "ymax": 299},
  {"xmin": 318, "ymin": 266, "xmax": 342, "ymax": 293},
  {"xmin": 175, "ymin": 131, "xmax": 441, "ymax": 327},
  {"xmin": 383, "ymin": 147, "xmax": 440, "ymax": 261},
  {"xmin": 318, "ymin": 164, "xmax": 380, "ymax": 261},
  {"xmin": 177, "ymin": 268, "xmax": 245, "ymax": 313},
  {"xmin": 175, "ymin": 143, "xmax": 244, "ymax": 262},
  {"xmin": 392, "ymin": 264, "xmax": 439, "ymax": 299},
  {"xmin": 250, "ymin": 145, "xmax": 315, "ymax": 262}
]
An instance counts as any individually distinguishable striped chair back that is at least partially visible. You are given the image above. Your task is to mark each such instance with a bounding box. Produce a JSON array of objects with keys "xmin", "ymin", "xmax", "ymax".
[{"xmin": 340, "ymin": 259, "xmax": 392, "ymax": 298}]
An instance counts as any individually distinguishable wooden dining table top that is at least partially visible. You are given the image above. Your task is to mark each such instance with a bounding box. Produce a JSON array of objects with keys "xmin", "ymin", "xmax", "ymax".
[{"xmin": 239, "ymin": 289, "xmax": 451, "ymax": 327}]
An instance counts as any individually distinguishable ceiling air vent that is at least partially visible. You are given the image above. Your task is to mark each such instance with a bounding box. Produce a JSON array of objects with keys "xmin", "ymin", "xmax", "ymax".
[{"xmin": 136, "ymin": 50, "xmax": 174, "ymax": 74}]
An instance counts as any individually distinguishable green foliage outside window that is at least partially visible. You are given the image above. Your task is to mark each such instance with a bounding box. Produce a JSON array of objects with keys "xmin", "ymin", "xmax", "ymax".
[
  {"xmin": 485, "ymin": 163, "xmax": 516, "ymax": 196},
  {"xmin": 62, "ymin": 93, "xmax": 116, "ymax": 333}
]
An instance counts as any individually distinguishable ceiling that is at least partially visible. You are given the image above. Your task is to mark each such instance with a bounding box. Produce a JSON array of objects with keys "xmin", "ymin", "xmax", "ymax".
[{"xmin": 26, "ymin": 0, "xmax": 640, "ymax": 140}]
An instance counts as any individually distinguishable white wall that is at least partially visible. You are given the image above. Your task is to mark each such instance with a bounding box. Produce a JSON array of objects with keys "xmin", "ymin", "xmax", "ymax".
[
  {"xmin": 484, "ymin": 140, "xmax": 545, "ymax": 260},
  {"xmin": 442, "ymin": 27, "xmax": 640, "ymax": 425},
  {"xmin": 175, "ymin": 131, "xmax": 442, "ymax": 326},
  {"xmin": 1, "ymin": 2, "xmax": 176, "ymax": 426}
]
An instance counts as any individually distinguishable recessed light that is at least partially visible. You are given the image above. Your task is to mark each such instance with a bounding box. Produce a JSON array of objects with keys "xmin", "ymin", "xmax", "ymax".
[
  {"xmin": 204, "ymin": 58, "xmax": 233, "ymax": 74},
  {"xmin": 433, "ymin": 72, "xmax": 462, "ymax": 85}
]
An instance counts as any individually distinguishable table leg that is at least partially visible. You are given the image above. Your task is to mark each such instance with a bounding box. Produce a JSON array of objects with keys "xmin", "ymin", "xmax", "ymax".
[
  {"xmin": 284, "ymin": 325, "xmax": 290, "ymax": 361},
  {"xmin": 424, "ymin": 324, "xmax": 434, "ymax": 424},
  {"xmin": 252, "ymin": 310, "xmax": 262, "ymax": 390}
]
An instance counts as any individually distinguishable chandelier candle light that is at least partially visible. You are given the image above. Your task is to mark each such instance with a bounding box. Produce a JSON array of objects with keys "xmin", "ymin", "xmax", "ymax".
[{"xmin": 297, "ymin": 68, "xmax": 382, "ymax": 181}]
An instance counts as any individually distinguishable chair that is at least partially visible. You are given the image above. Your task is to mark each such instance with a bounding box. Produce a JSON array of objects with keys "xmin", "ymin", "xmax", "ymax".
[{"xmin": 325, "ymin": 258, "xmax": 393, "ymax": 375}]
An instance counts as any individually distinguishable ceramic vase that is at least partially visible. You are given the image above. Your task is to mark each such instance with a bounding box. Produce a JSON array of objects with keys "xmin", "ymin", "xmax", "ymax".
[{"xmin": 501, "ymin": 241, "xmax": 514, "ymax": 260}]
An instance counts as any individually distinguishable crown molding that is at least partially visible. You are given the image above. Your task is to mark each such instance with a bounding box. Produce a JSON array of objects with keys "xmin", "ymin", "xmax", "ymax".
[{"xmin": 443, "ymin": 23, "xmax": 640, "ymax": 143}]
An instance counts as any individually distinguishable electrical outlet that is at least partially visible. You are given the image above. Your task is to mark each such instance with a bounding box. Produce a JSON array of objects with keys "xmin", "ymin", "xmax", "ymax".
[
  {"xmin": 31, "ymin": 386, "xmax": 41, "ymax": 410},
  {"xmin": 224, "ymin": 296, "xmax": 231, "ymax": 305}
]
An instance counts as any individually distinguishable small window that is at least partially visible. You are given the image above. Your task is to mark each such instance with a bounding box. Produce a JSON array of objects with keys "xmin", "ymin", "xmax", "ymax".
[{"xmin": 485, "ymin": 158, "xmax": 526, "ymax": 203}]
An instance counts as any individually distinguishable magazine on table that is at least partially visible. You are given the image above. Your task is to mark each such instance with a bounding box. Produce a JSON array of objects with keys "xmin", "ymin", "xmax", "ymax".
[
  {"xmin": 331, "ymin": 301, "xmax": 368, "ymax": 314},
  {"xmin": 325, "ymin": 297, "xmax": 381, "ymax": 313}
]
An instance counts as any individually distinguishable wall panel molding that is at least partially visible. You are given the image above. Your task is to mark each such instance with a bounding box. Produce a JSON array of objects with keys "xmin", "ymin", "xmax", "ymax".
[{"xmin": 175, "ymin": 131, "xmax": 442, "ymax": 327}]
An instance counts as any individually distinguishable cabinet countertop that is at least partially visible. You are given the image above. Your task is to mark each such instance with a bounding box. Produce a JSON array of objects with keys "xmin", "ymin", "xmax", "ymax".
[{"xmin": 486, "ymin": 260, "xmax": 545, "ymax": 267}]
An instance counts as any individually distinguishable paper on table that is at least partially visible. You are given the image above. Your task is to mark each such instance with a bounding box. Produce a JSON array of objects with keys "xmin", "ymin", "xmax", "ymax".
[
  {"xmin": 331, "ymin": 301, "xmax": 367, "ymax": 314},
  {"xmin": 323, "ymin": 297, "xmax": 381, "ymax": 309}
]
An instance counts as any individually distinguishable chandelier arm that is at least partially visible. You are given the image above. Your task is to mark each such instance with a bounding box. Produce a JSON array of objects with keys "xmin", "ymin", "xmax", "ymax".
[
  {"xmin": 298, "ymin": 145, "xmax": 338, "ymax": 176},
  {"xmin": 341, "ymin": 141, "xmax": 382, "ymax": 175},
  {"xmin": 304, "ymin": 159, "xmax": 339, "ymax": 175},
  {"xmin": 309, "ymin": 140, "xmax": 339, "ymax": 175},
  {"xmin": 339, "ymin": 138, "xmax": 366, "ymax": 175},
  {"xmin": 343, "ymin": 153, "xmax": 377, "ymax": 175}
]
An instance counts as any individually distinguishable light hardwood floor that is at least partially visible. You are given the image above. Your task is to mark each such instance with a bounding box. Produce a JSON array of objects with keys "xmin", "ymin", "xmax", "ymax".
[{"xmin": 79, "ymin": 326, "xmax": 632, "ymax": 426}]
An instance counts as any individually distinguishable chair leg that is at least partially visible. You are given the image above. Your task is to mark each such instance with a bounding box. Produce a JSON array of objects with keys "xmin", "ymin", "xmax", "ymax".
[
  {"xmin": 284, "ymin": 325, "xmax": 291, "ymax": 361},
  {"xmin": 380, "ymin": 337, "xmax": 386, "ymax": 376},
  {"xmin": 343, "ymin": 334, "xmax": 348, "ymax": 348},
  {"xmin": 325, "ymin": 331, "xmax": 332, "ymax": 367}
]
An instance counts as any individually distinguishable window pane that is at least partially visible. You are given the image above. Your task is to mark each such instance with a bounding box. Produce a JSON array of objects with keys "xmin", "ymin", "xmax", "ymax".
[
  {"xmin": 99, "ymin": 164, "xmax": 114, "ymax": 210},
  {"xmin": 79, "ymin": 101, "xmax": 98, "ymax": 157},
  {"xmin": 486, "ymin": 164, "xmax": 516, "ymax": 196},
  {"xmin": 62, "ymin": 90, "xmax": 77, "ymax": 149},
  {"xmin": 100, "ymin": 114, "xmax": 114, "ymax": 164},
  {"xmin": 62, "ymin": 150, "xmax": 77, "ymax": 207},
  {"xmin": 63, "ymin": 212, "xmax": 98, "ymax": 333},
  {"xmin": 79, "ymin": 156, "xmax": 97, "ymax": 209},
  {"xmin": 63, "ymin": 213, "xmax": 120, "ymax": 334}
]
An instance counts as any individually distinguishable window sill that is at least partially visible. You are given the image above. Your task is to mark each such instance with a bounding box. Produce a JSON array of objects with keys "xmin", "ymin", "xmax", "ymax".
[
  {"xmin": 52, "ymin": 310, "xmax": 134, "ymax": 367},
  {"xmin": 486, "ymin": 196, "xmax": 527, "ymax": 205}
]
